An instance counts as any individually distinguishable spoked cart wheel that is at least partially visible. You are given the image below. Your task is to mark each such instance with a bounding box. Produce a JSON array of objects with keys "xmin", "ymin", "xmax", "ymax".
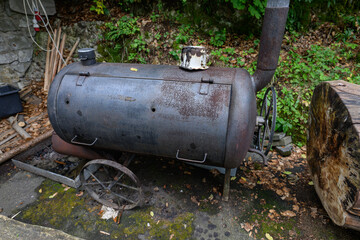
[
  {"xmin": 255, "ymin": 86, "xmax": 277, "ymax": 156},
  {"xmin": 80, "ymin": 159, "xmax": 142, "ymax": 210}
]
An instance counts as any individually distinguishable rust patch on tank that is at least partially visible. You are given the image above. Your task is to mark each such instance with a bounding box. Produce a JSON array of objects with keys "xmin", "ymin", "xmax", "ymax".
[{"xmin": 156, "ymin": 81, "xmax": 230, "ymax": 121}]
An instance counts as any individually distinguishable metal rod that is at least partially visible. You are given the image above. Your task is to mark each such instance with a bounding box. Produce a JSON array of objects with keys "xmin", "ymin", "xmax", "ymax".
[{"xmin": 223, "ymin": 168, "xmax": 231, "ymax": 201}]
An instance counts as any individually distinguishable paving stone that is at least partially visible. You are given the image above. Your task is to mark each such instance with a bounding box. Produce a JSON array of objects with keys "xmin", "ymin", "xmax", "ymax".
[
  {"xmin": 275, "ymin": 144, "xmax": 293, "ymax": 157},
  {"xmin": 273, "ymin": 132, "xmax": 286, "ymax": 141},
  {"xmin": 272, "ymin": 136, "xmax": 292, "ymax": 147}
]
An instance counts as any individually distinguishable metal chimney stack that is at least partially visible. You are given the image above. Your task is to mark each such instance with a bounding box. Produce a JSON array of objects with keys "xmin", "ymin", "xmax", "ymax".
[{"xmin": 253, "ymin": 0, "xmax": 290, "ymax": 92}]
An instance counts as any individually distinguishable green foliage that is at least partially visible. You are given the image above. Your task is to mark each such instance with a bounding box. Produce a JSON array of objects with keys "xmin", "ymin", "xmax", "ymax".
[
  {"xmin": 226, "ymin": 0, "xmax": 266, "ymax": 19},
  {"xmin": 209, "ymin": 29, "xmax": 227, "ymax": 47},
  {"xmin": 175, "ymin": 24, "xmax": 195, "ymax": 44},
  {"xmin": 90, "ymin": 0, "xmax": 109, "ymax": 15},
  {"xmin": 100, "ymin": 15, "xmax": 150, "ymax": 64},
  {"xmin": 104, "ymin": 16, "xmax": 139, "ymax": 41}
]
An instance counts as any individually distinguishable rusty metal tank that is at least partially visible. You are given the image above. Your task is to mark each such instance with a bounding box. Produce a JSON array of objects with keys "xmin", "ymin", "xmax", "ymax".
[{"xmin": 47, "ymin": 0, "xmax": 289, "ymax": 169}]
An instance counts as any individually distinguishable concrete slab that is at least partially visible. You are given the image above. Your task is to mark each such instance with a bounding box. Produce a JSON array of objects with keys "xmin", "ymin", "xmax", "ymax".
[
  {"xmin": 0, "ymin": 171, "xmax": 44, "ymax": 217},
  {"xmin": 0, "ymin": 215, "xmax": 83, "ymax": 240}
]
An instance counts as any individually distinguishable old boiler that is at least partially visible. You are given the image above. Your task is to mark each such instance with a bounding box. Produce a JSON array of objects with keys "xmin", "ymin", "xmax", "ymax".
[{"xmin": 47, "ymin": 0, "xmax": 290, "ymax": 208}]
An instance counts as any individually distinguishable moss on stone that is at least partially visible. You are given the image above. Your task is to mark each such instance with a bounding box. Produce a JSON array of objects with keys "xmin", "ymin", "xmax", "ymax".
[{"xmin": 21, "ymin": 180, "xmax": 85, "ymax": 227}]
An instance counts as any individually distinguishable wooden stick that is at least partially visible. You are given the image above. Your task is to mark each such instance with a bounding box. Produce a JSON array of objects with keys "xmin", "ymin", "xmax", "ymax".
[
  {"xmin": 0, "ymin": 131, "xmax": 53, "ymax": 164},
  {"xmin": 62, "ymin": 38, "xmax": 80, "ymax": 68},
  {"xmin": 57, "ymin": 33, "xmax": 66, "ymax": 73},
  {"xmin": 47, "ymin": 29, "xmax": 57, "ymax": 91},
  {"xmin": 43, "ymin": 35, "xmax": 51, "ymax": 91},
  {"xmin": 51, "ymin": 28, "xmax": 62, "ymax": 82},
  {"xmin": 7, "ymin": 117, "xmax": 31, "ymax": 140},
  {"xmin": 0, "ymin": 134, "xmax": 17, "ymax": 147}
]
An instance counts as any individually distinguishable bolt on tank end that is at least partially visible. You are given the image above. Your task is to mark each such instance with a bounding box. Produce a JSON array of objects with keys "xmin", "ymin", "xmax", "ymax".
[{"xmin": 180, "ymin": 46, "xmax": 209, "ymax": 70}]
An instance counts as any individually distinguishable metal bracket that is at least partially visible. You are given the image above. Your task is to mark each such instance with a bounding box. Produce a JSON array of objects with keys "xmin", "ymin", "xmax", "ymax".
[
  {"xmin": 71, "ymin": 135, "xmax": 98, "ymax": 146},
  {"xmin": 76, "ymin": 72, "xmax": 90, "ymax": 86},
  {"xmin": 176, "ymin": 149, "xmax": 207, "ymax": 163},
  {"xmin": 199, "ymin": 78, "xmax": 213, "ymax": 95}
]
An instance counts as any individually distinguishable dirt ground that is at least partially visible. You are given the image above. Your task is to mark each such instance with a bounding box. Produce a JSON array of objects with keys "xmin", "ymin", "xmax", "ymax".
[{"xmin": 1, "ymin": 143, "xmax": 360, "ymax": 240}]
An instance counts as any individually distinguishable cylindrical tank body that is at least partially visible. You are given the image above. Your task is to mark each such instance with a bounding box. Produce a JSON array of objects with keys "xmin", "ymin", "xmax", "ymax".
[{"xmin": 48, "ymin": 62, "xmax": 256, "ymax": 168}]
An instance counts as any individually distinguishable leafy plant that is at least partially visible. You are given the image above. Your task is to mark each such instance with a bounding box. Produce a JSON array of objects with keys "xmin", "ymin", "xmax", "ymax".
[
  {"xmin": 90, "ymin": 0, "xmax": 109, "ymax": 15},
  {"xmin": 226, "ymin": 0, "xmax": 266, "ymax": 19},
  {"xmin": 209, "ymin": 29, "xmax": 227, "ymax": 47},
  {"xmin": 105, "ymin": 16, "xmax": 139, "ymax": 41}
]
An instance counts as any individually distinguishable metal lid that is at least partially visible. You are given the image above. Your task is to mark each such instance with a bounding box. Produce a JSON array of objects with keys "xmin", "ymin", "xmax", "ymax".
[{"xmin": 78, "ymin": 48, "xmax": 96, "ymax": 66}]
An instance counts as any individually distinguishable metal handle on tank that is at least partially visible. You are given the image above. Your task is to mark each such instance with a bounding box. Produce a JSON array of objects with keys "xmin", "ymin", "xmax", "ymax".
[
  {"xmin": 176, "ymin": 150, "xmax": 207, "ymax": 163},
  {"xmin": 71, "ymin": 135, "xmax": 98, "ymax": 146}
]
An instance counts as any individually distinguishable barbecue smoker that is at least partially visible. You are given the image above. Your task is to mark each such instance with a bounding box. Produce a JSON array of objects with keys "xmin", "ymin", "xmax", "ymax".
[{"xmin": 47, "ymin": 0, "xmax": 289, "ymax": 209}]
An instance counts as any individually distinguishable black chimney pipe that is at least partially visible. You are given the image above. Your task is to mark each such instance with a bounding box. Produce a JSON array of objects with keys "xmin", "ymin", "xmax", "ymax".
[{"xmin": 253, "ymin": 0, "xmax": 290, "ymax": 92}]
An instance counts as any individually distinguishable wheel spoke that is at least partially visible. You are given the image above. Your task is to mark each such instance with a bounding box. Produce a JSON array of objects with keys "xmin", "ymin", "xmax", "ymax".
[
  {"xmin": 114, "ymin": 182, "xmax": 141, "ymax": 192},
  {"xmin": 110, "ymin": 191, "xmax": 136, "ymax": 204},
  {"xmin": 108, "ymin": 172, "xmax": 125, "ymax": 190},
  {"xmin": 84, "ymin": 168, "xmax": 107, "ymax": 189}
]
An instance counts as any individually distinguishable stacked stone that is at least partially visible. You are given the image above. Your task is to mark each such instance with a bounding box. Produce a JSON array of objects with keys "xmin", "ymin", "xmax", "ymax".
[
  {"xmin": 0, "ymin": 0, "xmax": 35, "ymax": 89},
  {"xmin": 272, "ymin": 133, "xmax": 293, "ymax": 157}
]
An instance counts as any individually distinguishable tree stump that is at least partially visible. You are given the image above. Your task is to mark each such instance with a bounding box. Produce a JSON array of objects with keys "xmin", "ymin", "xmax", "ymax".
[{"xmin": 307, "ymin": 80, "xmax": 360, "ymax": 231}]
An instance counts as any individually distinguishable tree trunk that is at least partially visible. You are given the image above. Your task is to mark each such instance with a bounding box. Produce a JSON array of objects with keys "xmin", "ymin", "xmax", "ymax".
[{"xmin": 307, "ymin": 80, "xmax": 360, "ymax": 231}]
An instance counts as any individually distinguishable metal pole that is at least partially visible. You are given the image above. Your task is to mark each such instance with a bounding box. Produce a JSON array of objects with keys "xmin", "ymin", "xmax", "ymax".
[{"xmin": 223, "ymin": 168, "xmax": 231, "ymax": 201}]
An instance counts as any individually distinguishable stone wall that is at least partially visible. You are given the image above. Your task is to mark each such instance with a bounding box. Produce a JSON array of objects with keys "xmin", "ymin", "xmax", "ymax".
[{"xmin": 0, "ymin": 0, "xmax": 35, "ymax": 89}]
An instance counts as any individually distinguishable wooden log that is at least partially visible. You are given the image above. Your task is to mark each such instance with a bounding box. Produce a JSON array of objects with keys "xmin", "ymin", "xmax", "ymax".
[
  {"xmin": 17, "ymin": 114, "xmax": 26, "ymax": 128},
  {"xmin": 0, "ymin": 131, "xmax": 53, "ymax": 164},
  {"xmin": 7, "ymin": 117, "xmax": 31, "ymax": 140},
  {"xmin": 307, "ymin": 80, "xmax": 360, "ymax": 231}
]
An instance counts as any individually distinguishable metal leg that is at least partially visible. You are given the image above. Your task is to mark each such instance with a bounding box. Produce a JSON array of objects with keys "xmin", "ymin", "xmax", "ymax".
[{"xmin": 223, "ymin": 168, "xmax": 231, "ymax": 201}]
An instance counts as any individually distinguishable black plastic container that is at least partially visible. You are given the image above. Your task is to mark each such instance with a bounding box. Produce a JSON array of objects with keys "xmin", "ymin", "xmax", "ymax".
[{"xmin": 0, "ymin": 85, "xmax": 23, "ymax": 119}]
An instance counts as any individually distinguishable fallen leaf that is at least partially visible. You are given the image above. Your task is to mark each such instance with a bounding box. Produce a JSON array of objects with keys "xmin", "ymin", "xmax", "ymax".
[
  {"xmin": 130, "ymin": 68, "xmax": 138, "ymax": 72},
  {"xmin": 49, "ymin": 192, "xmax": 58, "ymax": 199},
  {"xmin": 310, "ymin": 207, "xmax": 318, "ymax": 218},
  {"xmin": 184, "ymin": 171, "xmax": 191, "ymax": 175},
  {"xmin": 150, "ymin": 211, "xmax": 154, "ymax": 217},
  {"xmin": 283, "ymin": 171, "xmax": 292, "ymax": 175},
  {"xmin": 242, "ymin": 222, "xmax": 253, "ymax": 232},
  {"xmin": 154, "ymin": 187, "xmax": 159, "ymax": 192},
  {"xmin": 293, "ymin": 205, "xmax": 300, "ymax": 212},
  {"xmin": 169, "ymin": 233, "xmax": 175, "ymax": 239},
  {"xmin": 76, "ymin": 191, "xmax": 84, "ymax": 197},
  {"xmin": 100, "ymin": 230, "xmax": 110, "ymax": 236},
  {"xmin": 265, "ymin": 233, "xmax": 273, "ymax": 240},
  {"xmin": 208, "ymin": 194, "xmax": 214, "ymax": 201},
  {"xmin": 308, "ymin": 181, "xmax": 314, "ymax": 185},
  {"xmin": 191, "ymin": 196, "xmax": 200, "ymax": 205},
  {"xmin": 39, "ymin": 188, "xmax": 42, "ymax": 193},
  {"xmin": 231, "ymin": 176, "xmax": 236, "ymax": 181},
  {"xmin": 64, "ymin": 186, "xmax": 70, "ymax": 191},
  {"xmin": 281, "ymin": 210, "xmax": 296, "ymax": 218}
]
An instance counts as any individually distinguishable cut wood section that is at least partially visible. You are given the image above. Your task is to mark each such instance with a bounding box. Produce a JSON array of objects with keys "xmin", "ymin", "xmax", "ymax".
[
  {"xmin": 307, "ymin": 80, "xmax": 360, "ymax": 231},
  {"xmin": 7, "ymin": 116, "xmax": 31, "ymax": 140}
]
